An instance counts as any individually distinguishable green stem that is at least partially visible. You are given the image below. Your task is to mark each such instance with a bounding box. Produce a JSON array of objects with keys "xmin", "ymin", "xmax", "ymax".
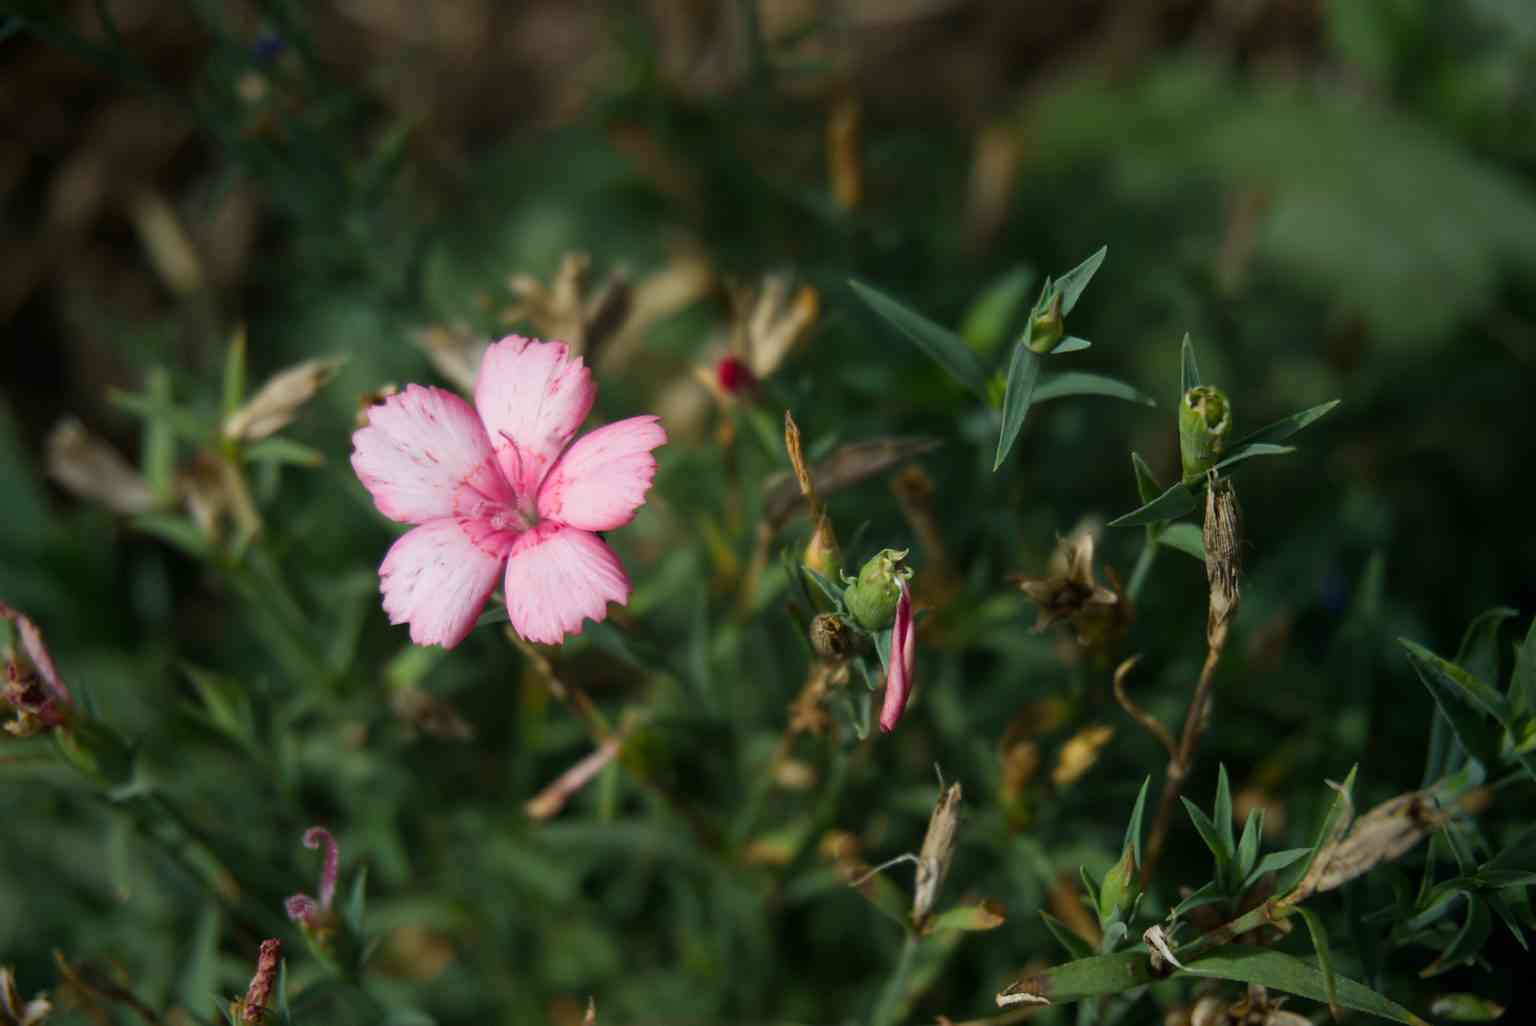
[
  {"xmin": 1127, "ymin": 531, "xmax": 1160, "ymax": 602},
  {"xmin": 870, "ymin": 933, "xmax": 920, "ymax": 1026}
]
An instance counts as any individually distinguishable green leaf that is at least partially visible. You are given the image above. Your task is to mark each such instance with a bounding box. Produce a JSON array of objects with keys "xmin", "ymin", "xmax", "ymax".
[
  {"xmin": 133, "ymin": 513, "xmax": 210, "ymax": 558},
  {"xmin": 1050, "ymin": 336, "xmax": 1092, "ymax": 354},
  {"xmin": 1182, "ymin": 797, "xmax": 1231, "ymax": 870},
  {"xmin": 1510, "ymin": 616, "xmax": 1536, "ymax": 717},
  {"xmin": 1455, "ymin": 606, "xmax": 1519, "ymax": 682},
  {"xmin": 344, "ymin": 865, "xmax": 369, "ymax": 939},
  {"xmin": 996, "ymin": 949, "xmax": 1152, "ymax": 1006},
  {"xmin": 1040, "ymin": 911, "xmax": 1095, "ymax": 960},
  {"xmin": 801, "ymin": 566, "xmax": 847, "ymax": 612},
  {"xmin": 142, "ymin": 368, "xmax": 178, "ymax": 501},
  {"xmin": 1123, "ymin": 776, "xmax": 1151, "ymax": 867},
  {"xmin": 1245, "ymin": 847, "xmax": 1312, "ymax": 890},
  {"xmin": 1033, "ymin": 372, "xmax": 1155, "ymax": 407},
  {"xmin": 849, "ymin": 279, "xmax": 988, "ymax": 397},
  {"xmin": 1079, "ymin": 864, "xmax": 1101, "ymax": 908},
  {"xmin": 1211, "ymin": 442, "xmax": 1297, "ymax": 474},
  {"xmin": 1294, "ymin": 906, "xmax": 1340, "ymax": 1018},
  {"xmin": 927, "ymin": 900, "xmax": 1007, "ymax": 933},
  {"xmin": 1236, "ymin": 808, "xmax": 1264, "ymax": 881},
  {"xmin": 110, "ymin": 385, "xmax": 211, "ymax": 443},
  {"xmin": 1055, "ymin": 245, "xmax": 1108, "ymax": 315},
  {"xmin": 1277, "ymin": 766, "xmax": 1357, "ymax": 897},
  {"xmin": 1421, "ymin": 893, "xmax": 1491, "ymax": 977},
  {"xmin": 1214, "ymin": 765, "xmax": 1235, "ymax": 857},
  {"xmin": 1108, "ymin": 481, "xmax": 1199, "ymax": 527},
  {"xmin": 1181, "ymin": 333, "xmax": 1201, "ymax": 393},
  {"xmin": 223, "ymin": 327, "xmax": 247, "ymax": 418},
  {"xmin": 1229, "ymin": 399, "xmax": 1341, "ymax": 449},
  {"xmin": 1131, "ymin": 452, "xmax": 1162, "ymax": 505},
  {"xmin": 1471, "ymin": 869, "xmax": 1536, "ymax": 888},
  {"xmin": 961, "ymin": 266, "xmax": 1036, "ymax": 357},
  {"xmin": 994, "ymin": 344, "xmax": 1041, "ymax": 470},
  {"xmin": 1171, "ymin": 880, "xmax": 1225, "ymax": 919},
  {"xmin": 1158, "ymin": 522, "xmax": 1205, "ymax": 560},
  {"xmin": 1180, "ymin": 946, "xmax": 1429, "ymax": 1025},
  {"xmin": 243, "ymin": 437, "xmax": 326, "ymax": 468},
  {"xmin": 1400, "ymin": 639, "xmax": 1507, "ymax": 764}
]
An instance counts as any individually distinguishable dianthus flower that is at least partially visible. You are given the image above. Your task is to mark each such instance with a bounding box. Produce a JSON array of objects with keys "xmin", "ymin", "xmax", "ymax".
[{"xmin": 352, "ymin": 336, "xmax": 666, "ymax": 647}]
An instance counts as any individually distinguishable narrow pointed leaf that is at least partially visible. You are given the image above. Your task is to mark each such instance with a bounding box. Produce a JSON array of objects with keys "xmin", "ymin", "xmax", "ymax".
[
  {"xmin": 1040, "ymin": 911, "xmax": 1095, "ymax": 960},
  {"xmin": 1487, "ymin": 893, "xmax": 1529, "ymax": 951},
  {"xmin": 1182, "ymin": 798, "xmax": 1230, "ymax": 869},
  {"xmin": 1131, "ymin": 452, "xmax": 1162, "ymax": 505},
  {"xmin": 1211, "ymin": 442, "xmax": 1296, "ymax": 474},
  {"xmin": 1245, "ymin": 847, "xmax": 1313, "ymax": 890},
  {"xmin": 1294, "ymin": 906, "xmax": 1341, "ymax": 1018},
  {"xmin": 1400, "ymin": 640, "xmax": 1507, "ymax": 764},
  {"xmin": 994, "ymin": 344, "xmax": 1041, "ymax": 470},
  {"xmin": 1230, "ymin": 399, "xmax": 1341, "ymax": 449},
  {"xmin": 1109, "ymin": 481, "xmax": 1198, "ymax": 527},
  {"xmin": 849, "ymin": 279, "xmax": 988, "ymax": 396},
  {"xmin": 1511, "ymin": 615, "xmax": 1536, "ymax": 717},
  {"xmin": 1124, "ymin": 776, "xmax": 1151, "ymax": 867},
  {"xmin": 801, "ymin": 566, "xmax": 847, "ymax": 612},
  {"xmin": 1158, "ymin": 522, "xmax": 1205, "ymax": 560},
  {"xmin": 1034, "ymin": 372, "xmax": 1155, "ymax": 406},
  {"xmin": 1455, "ymin": 606, "xmax": 1519, "ymax": 684},
  {"xmin": 1237, "ymin": 808, "xmax": 1264, "ymax": 881},
  {"xmin": 1055, "ymin": 245, "xmax": 1108, "ymax": 315},
  {"xmin": 223, "ymin": 327, "xmax": 247, "ymax": 418},
  {"xmin": 1421, "ymin": 893, "xmax": 1491, "ymax": 977},
  {"xmin": 1050, "ymin": 336, "xmax": 1092, "ymax": 354},
  {"xmin": 1171, "ymin": 880, "xmax": 1225, "ymax": 919},
  {"xmin": 961, "ymin": 266, "xmax": 1036, "ymax": 357},
  {"xmin": 1180, "ymin": 946, "xmax": 1430, "ymax": 1025},
  {"xmin": 1214, "ymin": 765, "xmax": 1235, "ymax": 857},
  {"xmin": 344, "ymin": 865, "xmax": 369, "ymax": 938},
  {"xmin": 1181, "ymin": 333, "xmax": 1201, "ymax": 392}
]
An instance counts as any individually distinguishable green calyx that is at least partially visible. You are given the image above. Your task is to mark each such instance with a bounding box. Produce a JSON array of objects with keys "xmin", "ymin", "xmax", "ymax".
[
  {"xmin": 843, "ymin": 548, "xmax": 913, "ymax": 631},
  {"xmin": 1179, "ymin": 385, "xmax": 1231, "ymax": 483},
  {"xmin": 1025, "ymin": 290, "xmax": 1065, "ymax": 354}
]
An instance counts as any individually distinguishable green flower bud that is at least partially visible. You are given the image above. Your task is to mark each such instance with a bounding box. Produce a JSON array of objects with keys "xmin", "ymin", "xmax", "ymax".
[
  {"xmin": 1025, "ymin": 290, "xmax": 1065, "ymax": 354},
  {"xmin": 1096, "ymin": 843, "xmax": 1138, "ymax": 926},
  {"xmin": 843, "ymin": 548, "xmax": 913, "ymax": 632},
  {"xmin": 53, "ymin": 716, "xmax": 134, "ymax": 787},
  {"xmin": 1178, "ymin": 385, "xmax": 1231, "ymax": 483}
]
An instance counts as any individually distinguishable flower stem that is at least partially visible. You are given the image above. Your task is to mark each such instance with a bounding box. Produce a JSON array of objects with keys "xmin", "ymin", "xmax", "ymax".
[
  {"xmin": 870, "ymin": 932, "xmax": 920, "ymax": 1026},
  {"xmin": 1126, "ymin": 532, "xmax": 1159, "ymax": 603}
]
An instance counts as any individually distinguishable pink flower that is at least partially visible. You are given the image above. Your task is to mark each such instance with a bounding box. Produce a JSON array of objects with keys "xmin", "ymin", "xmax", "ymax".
[
  {"xmin": 351, "ymin": 336, "xmax": 666, "ymax": 648},
  {"xmin": 284, "ymin": 826, "xmax": 338, "ymax": 927},
  {"xmin": 878, "ymin": 580, "xmax": 916, "ymax": 733},
  {"xmin": 2, "ymin": 601, "xmax": 73, "ymax": 733}
]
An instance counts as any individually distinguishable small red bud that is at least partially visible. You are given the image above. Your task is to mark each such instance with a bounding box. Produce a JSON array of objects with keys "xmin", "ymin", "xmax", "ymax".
[{"xmin": 715, "ymin": 356, "xmax": 757, "ymax": 395}]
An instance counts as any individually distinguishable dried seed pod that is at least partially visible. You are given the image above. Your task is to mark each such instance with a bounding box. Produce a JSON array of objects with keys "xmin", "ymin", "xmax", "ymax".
[
  {"xmin": 912, "ymin": 782, "xmax": 962, "ymax": 924},
  {"xmin": 809, "ymin": 613, "xmax": 853, "ymax": 663},
  {"xmin": 1203, "ymin": 477, "xmax": 1242, "ymax": 644}
]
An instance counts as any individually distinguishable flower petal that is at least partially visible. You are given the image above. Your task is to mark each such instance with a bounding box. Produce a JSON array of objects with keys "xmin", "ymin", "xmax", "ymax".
[
  {"xmin": 879, "ymin": 583, "xmax": 916, "ymax": 733},
  {"xmin": 474, "ymin": 335, "xmax": 595, "ymax": 500},
  {"xmin": 378, "ymin": 519, "xmax": 515, "ymax": 648},
  {"xmin": 503, "ymin": 523, "xmax": 630, "ymax": 645},
  {"xmin": 352, "ymin": 385, "xmax": 514, "ymax": 524},
  {"xmin": 536, "ymin": 415, "xmax": 666, "ymax": 531}
]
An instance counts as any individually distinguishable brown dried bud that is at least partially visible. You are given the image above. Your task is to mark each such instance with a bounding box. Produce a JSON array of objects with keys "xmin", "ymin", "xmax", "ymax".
[
  {"xmin": 46, "ymin": 419, "xmax": 157, "ymax": 515},
  {"xmin": 1312, "ymin": 789, "xmax": 1450, "ymax": 895},
  {"xmin": 1016, "ymin": 525, "xmax": 1129, "ymax": 648},
  {"xmin": 224, "ymin": 356, "xmax": 346, "ymax": 442},
  {"xmin": 1051, "ymin": 724, "xmax": 1115, "ymax": 788},
  {"xmin": 809, "ymin": 613, "xmax": 853, "ymax": 663},
  {"xmin": 1203, "ymin": 477, "xmax": 1241, "ymax": 645},
  {"xmin": 502, "ymin": 252, "xmax": 632, "ymax": 361},
  {"xmin": 912, "ymin": 782, "xmax": 962, "ymax": 924}
]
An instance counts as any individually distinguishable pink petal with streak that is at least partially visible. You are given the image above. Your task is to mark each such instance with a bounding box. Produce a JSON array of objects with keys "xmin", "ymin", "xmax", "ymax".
[
  {"xmin": 537, "ymin": 415, "xmax": 666, "ymax": 531},
  {"xmin": 878, "ymin": 583, "xmax": 916, "ymax": 733},
  {"xmin": 378, "ymin": 518, "xmax": 516, "ymax": 648},
  {"xmin": 503, "ymin": 523, "xmax": 630, "ymax": 645},
  {"xmin": 474, "ymin": 336, "xmax": 595, "ymax": 500},
  {"xmin": 351, "ymin": 385, "xmax": 513, "ymax": 524}
]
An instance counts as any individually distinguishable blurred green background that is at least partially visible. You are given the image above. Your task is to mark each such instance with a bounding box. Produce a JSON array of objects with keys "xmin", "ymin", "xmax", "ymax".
[{"xmin": 3, "ymin": 2, "xmax": 1535, "ymax": 1024}]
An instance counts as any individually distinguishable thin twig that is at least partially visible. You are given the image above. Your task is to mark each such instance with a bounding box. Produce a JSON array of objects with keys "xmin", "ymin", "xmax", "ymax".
[
  {"xmin": 1141, "ymin": 622, "xmax": 1228, "ymax": 886},
  {"xmin": 1111, "ymin": 654, "xmax": 1177, "ymax": 762}
]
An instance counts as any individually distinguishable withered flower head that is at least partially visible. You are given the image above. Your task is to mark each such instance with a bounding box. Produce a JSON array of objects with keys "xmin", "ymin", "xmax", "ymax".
[
  {"xmin": 733, "ymin": 273, "xmax": 819, "ymax": 380},
  {"xmin": 45, "ymin": 419, "xmax": 157, "ymax": 515},
  {"xmin": 223, "ymin": 356, "xmax": 346, "ymax": 443},
  {"xmin": 502, "ymin": 252, "xmax": 631, "ymax": 360},
  {"xmin": 1016, "ymin": 526, "xmax": 1129, "ymax": 647},
  {"xmin": 1051, "ymin": 724, "xmax": 1115, "ymax": 788},
  {"xmin": 1203, "ymin": 477, "xmax": 1242, "ymax": 644},
  {"xmin": 2, "ymin": 602, "xmax": 73, "ymax": 737},
  {"xmin": 809, "ymin": 613, "xmax": 853, "ymax": 662}
]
